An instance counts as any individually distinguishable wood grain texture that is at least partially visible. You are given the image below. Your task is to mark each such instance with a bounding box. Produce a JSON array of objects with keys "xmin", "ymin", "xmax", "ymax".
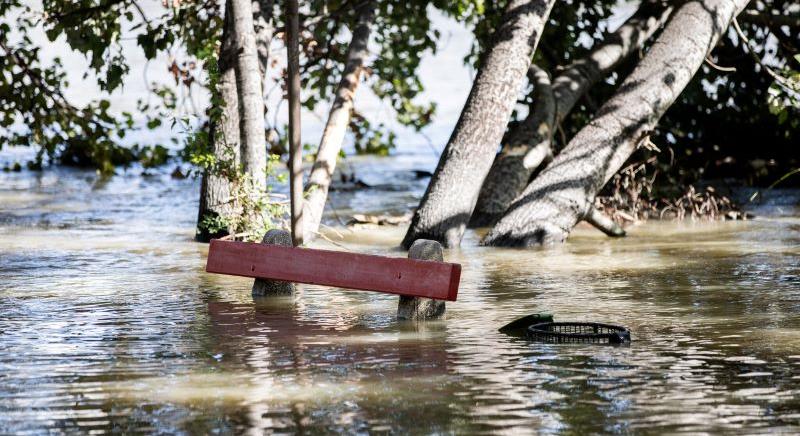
[{"xmin": 207, "ymin": 240, "xmax": 461, "ymax": 301}]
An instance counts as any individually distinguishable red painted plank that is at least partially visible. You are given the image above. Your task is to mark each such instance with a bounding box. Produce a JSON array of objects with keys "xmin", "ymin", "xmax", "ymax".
[{"xmin": 206, "ymin": 240, "xmax": 460, "ymax": 301}]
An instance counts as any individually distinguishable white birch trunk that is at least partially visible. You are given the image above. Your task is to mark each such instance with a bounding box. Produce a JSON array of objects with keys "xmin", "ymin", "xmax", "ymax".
[{"xmin": 302, "ymin": 2, "xmax": 376, "ymax": 242}]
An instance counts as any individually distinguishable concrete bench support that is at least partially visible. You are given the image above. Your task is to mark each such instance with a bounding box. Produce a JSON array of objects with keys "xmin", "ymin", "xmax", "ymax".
[
  {"xmin": 397, "ymin": 239, "xmax": 446, "ymax": 321},
  {"xmin": 252, "ymin": 229, "xmax": 295, "ymax": 297}
]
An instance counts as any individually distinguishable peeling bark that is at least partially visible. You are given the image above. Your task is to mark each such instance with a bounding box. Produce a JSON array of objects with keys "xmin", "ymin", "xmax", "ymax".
[
  {"xmin": 303, "ymin": 2, "xmax": 375, "ymax": 243},
  {"xmin": 483, "ymin": 0, "xmax": 750, "ymax": 247},
  {"xmin": 401, "ymin": 0, "xmax": 556, "ymax": 249},
  {"xmin": 471, "ymin": 1, "xmax": 675, "ymax": 227},
  {"xmin": 231, "ymin": 0, "xmax": 267, "ymax": 189}
]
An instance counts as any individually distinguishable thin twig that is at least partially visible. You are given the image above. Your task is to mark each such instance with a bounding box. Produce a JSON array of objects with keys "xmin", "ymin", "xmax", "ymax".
[
  {"xmin": 733, "ymin": 18, "xmax": 800, "ymax": 98},
  {"xmin": 311, "ymin": 226, "xmax": 353, "ymax": 251},
  {"xmin": 704, "ymin": 56, "xmax": 737, "ymax": 72}
]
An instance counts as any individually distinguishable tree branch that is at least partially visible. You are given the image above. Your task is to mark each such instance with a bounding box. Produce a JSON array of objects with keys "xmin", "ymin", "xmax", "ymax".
[
  {"xmin": 732, "ymin": 18, "xmax": 800, "ymax": 99},
  {"xmin": 47, "ymin": 0, "xmax": 128, "ymax": 22},
  {"xmin": 738, "ymin": 9, "xmax": 800, "ymax": 29},
  {"xmin": 585, "ymin": 208, "xmax": 626, "ymax": 237}
]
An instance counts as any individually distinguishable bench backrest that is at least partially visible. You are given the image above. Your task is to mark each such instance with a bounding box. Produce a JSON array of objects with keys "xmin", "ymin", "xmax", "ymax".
[{"xmin": 206, "ymin": 240, "xmax": 461, "ymax": 301}]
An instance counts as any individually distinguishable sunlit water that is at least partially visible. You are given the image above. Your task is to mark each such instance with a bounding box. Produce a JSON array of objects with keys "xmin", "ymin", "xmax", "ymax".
[{"xmin": 1, "ymin": 153, "xmax": 800, "ymax": 434}]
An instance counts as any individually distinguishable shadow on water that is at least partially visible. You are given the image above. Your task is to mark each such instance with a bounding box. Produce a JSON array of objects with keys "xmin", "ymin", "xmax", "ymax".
[{"xmin": 1, "ymin": 159, "xmax": 799, "ymax": 433}]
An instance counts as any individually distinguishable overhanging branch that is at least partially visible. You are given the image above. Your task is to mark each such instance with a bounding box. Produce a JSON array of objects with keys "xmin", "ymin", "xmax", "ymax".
[{"xmin": 738, "ymin": 9, "xmax": 800, "ymax": 29}]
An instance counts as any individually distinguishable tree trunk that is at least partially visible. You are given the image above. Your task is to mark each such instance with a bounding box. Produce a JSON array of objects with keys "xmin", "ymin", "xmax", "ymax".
[
  {"xmin": 302, "ymin": 2, "xmax": 376, "ymax": 243},
  {"xmin": 231, "ymin": 0, "xmax": 267, "ymax": 190},
  {"xmin": 197, "ymin": 0, "xmax": 272, "ymax": 242},
  {"xmin": 196, "ymin": 0, "xmax": 241, "ymax": 242},
  {"xmin": 471, "ymin": 1, "xmax": 675, "ymax": 227},
  {"xmin": 286, "ymin": 0, "xmax": 303, "ymax": 246},
  {"xmin": 469, "ymin": 64, "xmax": 555, "ymax": 227},
  {"xmin": 401, "ymin": 0, "xmax": 556, "ymax": 249},
  {"xmin": 483, "ymin": 0, "xmax": 750, "ymax": 247}
]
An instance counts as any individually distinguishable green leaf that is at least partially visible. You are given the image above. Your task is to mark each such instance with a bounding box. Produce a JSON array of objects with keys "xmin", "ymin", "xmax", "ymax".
[
  {"xmin": 146, "ymin": 118, "xmax": 162, "ymax": 129},
  {"xmin": 104, "ymin": 64, "xmax": 125, "ymax": 91}
]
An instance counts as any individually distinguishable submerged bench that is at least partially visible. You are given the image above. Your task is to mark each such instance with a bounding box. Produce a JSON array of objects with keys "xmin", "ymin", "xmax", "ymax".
[{"xmin": 206, "ymin": 238, "xmax": 461, "ymax": 301}]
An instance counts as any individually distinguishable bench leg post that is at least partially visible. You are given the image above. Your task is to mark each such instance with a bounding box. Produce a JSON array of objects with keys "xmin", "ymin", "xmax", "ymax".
[
  {"xmin": 252, "ymin": 229, "xmax": 296, "ymax": 297},
  {"xmin": 397, "ymin": 239, "xmax": 446, "ymax": 320}
]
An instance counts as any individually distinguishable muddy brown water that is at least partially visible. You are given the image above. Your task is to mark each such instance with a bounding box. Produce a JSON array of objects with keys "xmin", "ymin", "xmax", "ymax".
[{"xmin": 1, "ymin": 154, "xmax": 799, "ymax": 434}]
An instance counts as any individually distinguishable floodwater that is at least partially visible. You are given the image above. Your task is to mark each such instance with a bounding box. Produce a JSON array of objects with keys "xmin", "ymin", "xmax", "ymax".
[{"xmin": 1, "ymin": 152, "xmax": 800, "ymax": 434}]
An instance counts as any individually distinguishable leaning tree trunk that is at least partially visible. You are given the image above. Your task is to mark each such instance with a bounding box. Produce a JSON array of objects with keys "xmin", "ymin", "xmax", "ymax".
[
  {"xmin": 303, "ymin": 2, "xmax": 375, "ymax": 243},
  {"xmin": 231, "ymin": 0, "xmax": 267, "ymax": 190},
  {"xmin": 401, "ymin": 0, "xmax": 556, "ymax": 249},
  {"xmin": 471, "ymin": 0, "xmax": 675, "ymax": 227},
  {"xmin": 469, "ymin": 64, "xmax": 555, "ymax": 227},
  {"xmin": 196, "ymin": 0, "xmax": 241, "ymax": 241},
  {"xmin": 483, "ymin": 0, "xmax": 750, "ymax": 247}
]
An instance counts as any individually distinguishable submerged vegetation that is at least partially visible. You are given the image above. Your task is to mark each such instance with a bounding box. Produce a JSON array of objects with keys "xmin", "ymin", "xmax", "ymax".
[{"xmin": 594, "ymin": 155, "xmax": 748, "ymax": 224}]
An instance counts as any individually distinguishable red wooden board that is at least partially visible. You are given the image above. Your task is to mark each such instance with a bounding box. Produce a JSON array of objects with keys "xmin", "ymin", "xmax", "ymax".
[{"xmin": 206, "ymin": 240, "xmax": 460, "ymax": 301}]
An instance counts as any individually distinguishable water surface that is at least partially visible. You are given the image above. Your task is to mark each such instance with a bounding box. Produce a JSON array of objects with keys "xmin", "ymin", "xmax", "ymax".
[{"xmin": 1, "ymin": 156, "xmax": 799, "ymax": 434}]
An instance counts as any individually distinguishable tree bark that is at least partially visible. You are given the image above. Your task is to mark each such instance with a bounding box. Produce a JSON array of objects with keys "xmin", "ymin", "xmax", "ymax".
[
  {"xmin": 302, "ymin": 2, "xmax": 376, "ymax": 243},
  {"xmin": 196, "ymin": 0, "xmax": 241, "ymax": 242},
  {"xmin": 252, "ymin": 229, "xmax": 295, "ymax": 296},
  {"xmin": 197, "ymin": 0, "xmax": 273, "ymax": 242},
  {"xmin": 471, "ymin": 1, "xmax": 675, "ymax": 227},
  {"xmin": 585, "ymin": 208, "xmax": 626, "ymax": 237},
  {"xmin": 401, "ymin": 0, "xmax": 556, "ymax": 249},
  {"xmin": 231, "ymin": 0, "xmax": 267, "ymax": 190},
  {"xmin": 483, "ymin": 0, "xmax": 750, "ymax": 247},
  {"xmin": 286, "ymin": 0, "xmax": 303, "ymax": 246},
  {"xmin": 469, "ymin": 64, "xmax": 555, "ymax": 227}
]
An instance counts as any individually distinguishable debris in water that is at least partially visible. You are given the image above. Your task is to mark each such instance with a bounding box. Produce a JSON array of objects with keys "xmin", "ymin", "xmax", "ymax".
[
  {"xmin": 499, "ymin": 313, "xmax": 554, "ymax": 337},
  {"xmin": 348, "ymin": 212, "xmax": 413, "ymax": 226}
]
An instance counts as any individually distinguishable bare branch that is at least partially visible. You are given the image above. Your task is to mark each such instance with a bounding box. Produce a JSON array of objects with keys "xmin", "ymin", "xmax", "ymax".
[
  {"xmin": 738, "ymin": 9, "xmax": 800, "ymax": 29},
  {"xmin": 585, "ymin": 208, "xmax": 626, "ymax": 237}
]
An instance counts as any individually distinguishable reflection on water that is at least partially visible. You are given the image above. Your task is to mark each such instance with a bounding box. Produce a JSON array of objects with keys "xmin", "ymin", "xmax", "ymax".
[{"xmin": 1, "ymin": 157, "xmax": 799, "ymax": 434}]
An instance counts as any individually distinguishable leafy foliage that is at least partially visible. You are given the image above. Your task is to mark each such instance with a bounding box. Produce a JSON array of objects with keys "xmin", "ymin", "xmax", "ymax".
[
  {"xmin": 1, "ymin": 0, "xmax": 798, "ymax": 189},
  {"xmin": 0, "ymin": 0, "xmax": 220, "ymax": 172},
  {"xmin": 198, "ymin": 154, "xmax": 289, "ymax": 242},
  {"xmin": 521, "ymin": 0, "xmax": 800, "ymax": 188},
  {"xmin": 349, "ymin": 112, "xmax": 395, "ymax": 155},
  {"xmin": 766, "ymin": 53, "xmax": 800, "ymax": 127}
]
